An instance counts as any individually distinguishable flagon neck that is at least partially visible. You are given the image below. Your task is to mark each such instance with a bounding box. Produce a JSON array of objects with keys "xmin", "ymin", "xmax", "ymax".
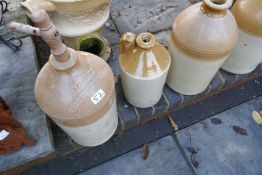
[{"xmin": 30, "ymin": 10, "xmax": 78, "ymax": 70}]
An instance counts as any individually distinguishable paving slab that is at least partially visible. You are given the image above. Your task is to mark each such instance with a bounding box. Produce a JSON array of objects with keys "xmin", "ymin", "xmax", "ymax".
[
  {"xmin": 79, "ymin": 136, "xmax": 193, "ymax": 175},
  {"xmin": 154, "ymin": 30, "xmax": 171, "ymax": 49},
  {"xmin": 176, "ymin": 96, "xmax": 262, "ymax": 175},
  {"xmin": 0, "ymin": 37, "xmax": 54, "ymax": 172},
  {"xmin": 111, "ymin": 0, "xmax": 191, "ymax": 34},
  {"xmin": 102, "ymin": 17, "xmax": 121, "ymax": 46}
]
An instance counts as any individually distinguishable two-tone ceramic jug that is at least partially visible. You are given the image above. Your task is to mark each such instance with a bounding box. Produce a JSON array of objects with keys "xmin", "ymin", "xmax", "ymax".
[
  {"xmin": 222, "ymin": 0, "xmax": 262, "ymax": 74},
  {"xmin": 9, "ymin": 10, "xmax": 118, "ymax": 147},
  {"xmin": 167, "ymin": 0, "xmax": 238, "ymax": 95},
  {"xmin": 120, "ymin": 32, "xmax": 171, "ymax": 108},
  {"xmin": 20, "ymin": 0, "xmax": 112, "ymax": 61}
]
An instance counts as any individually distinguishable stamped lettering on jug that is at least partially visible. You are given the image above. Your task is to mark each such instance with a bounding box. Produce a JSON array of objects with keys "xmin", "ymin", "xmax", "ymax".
[
  {"xmin": 69, "ymin": 67, "xmax": 108, "ymax": 112},
  {"xmin": 91, "ymin": 89, "xmax": 105, "ymax": 105},
  {"xmin": 0, "ymin": 130, "xmax": 9, "ymax": 141}
]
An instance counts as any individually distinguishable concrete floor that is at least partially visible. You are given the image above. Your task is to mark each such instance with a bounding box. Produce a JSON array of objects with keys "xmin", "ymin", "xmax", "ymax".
[
  {"xmin": 81, "ymin": 97, "xmax": 262, "ymax": 175},
  {"xmin": 0, "ymin": 37, "xmax": 54, "ymax": 172}
]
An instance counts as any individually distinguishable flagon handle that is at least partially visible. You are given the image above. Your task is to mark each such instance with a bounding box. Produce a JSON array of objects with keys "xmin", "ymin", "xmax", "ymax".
[{"xmin": 119, "ymin": 32, "xmax": 137, "ymax": 52}]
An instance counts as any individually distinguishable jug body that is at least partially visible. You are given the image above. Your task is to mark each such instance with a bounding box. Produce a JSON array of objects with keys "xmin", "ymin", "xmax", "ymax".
[
  {"xmin": 36, "ymin": 51, "xmax": 118, "ymax": 146},
  {"xmin": 120, "ymin": 33, "xmax": 171, "ymax": 108},
  {"xmin": 168, "ymin": 39, "xmax": 228, "ymax": 95},
  {"xmin": 55, "ymin": 100, "xmax": 117, "ymax": 146},
  {"xmin": 167, "ymin": 0, "xmax": 238, "ymax": 95},
  {"xmin": 222, "ymin": 0, "xmax": 262, "ymax": 74}
]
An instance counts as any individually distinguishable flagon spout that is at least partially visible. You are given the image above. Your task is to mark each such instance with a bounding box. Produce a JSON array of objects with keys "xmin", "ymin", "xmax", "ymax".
[{"xmin": 8, "ymin": 22, "xmax": 40, "ymax": 36}]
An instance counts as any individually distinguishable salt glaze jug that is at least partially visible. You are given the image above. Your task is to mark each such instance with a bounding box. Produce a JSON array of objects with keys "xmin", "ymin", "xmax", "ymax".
[
  {"xmin": 222, "ymin": 0, "xmax": 262, "ymax": 74},
  {"xmin": 167, "ymin": 0, "xmax": 238, "ymax": 95},
  {"xmin": 120, "ymin": 32, "xmax": 171, "ymax": 108},
  {"xmin": 9, "ymin": 10, "xmax": 118, "ymax": 147}
]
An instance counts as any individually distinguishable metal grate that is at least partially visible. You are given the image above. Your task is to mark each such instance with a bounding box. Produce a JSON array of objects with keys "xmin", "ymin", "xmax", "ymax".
[{"xmin": 0, "ymin": 0, "xmax": 25, "ymax": 51}]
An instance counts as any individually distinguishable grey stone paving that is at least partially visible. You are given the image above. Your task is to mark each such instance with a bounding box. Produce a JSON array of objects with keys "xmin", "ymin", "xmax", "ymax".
[
  {"xmin": 80, "ymin": 136, "xmax": 193, "ymax": 175},
  {"xmin": 176, "ymin": 96, "xmax": 262, "ymax": 175},
  {"xmin": 80, "ymin": 96, "xmax": 262, "ymax": 175},
  {"xmin": 0, "ymin": 37, "xmax": 54, "ymax": 172},
  {"xmin": 154, "ymin": 30, "xmax": 171, "ymax": 49},
  {"xmin": 111, "ymin": 0, "xmax": 191, "ymax": 34}
]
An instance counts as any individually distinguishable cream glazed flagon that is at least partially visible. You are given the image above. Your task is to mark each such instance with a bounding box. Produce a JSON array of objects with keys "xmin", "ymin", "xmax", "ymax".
[
  {"xmin": 119, "ymin": 32, "xmax": 171, "ymax": 108},
  {"xmin": 167, "ymin": 0, "xmax": 238, "ymax": 95},
  {"xmin": 222, "ymin": 0, "xmax": 262, "ymax": 74}
]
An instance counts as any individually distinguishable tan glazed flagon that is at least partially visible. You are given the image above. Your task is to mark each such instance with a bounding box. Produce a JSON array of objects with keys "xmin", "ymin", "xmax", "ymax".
[
  {"xmin": 167, "ymin": 0, "xmax": 238, "ymax": 95},
  {"xmin": 9, "ymin": 10, "xmax": 118, "ymax": 147},
  {"xmin": 120, "ymin": 32, "xmax": 171, "ymax": 108},
  {"xmin": 222, "ymin": 0, "xmax": 262, "ymax": 74}
]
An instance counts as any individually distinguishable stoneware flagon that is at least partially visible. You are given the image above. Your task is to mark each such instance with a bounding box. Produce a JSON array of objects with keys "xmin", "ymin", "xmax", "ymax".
[
  {"xmin": 9, "ymin": 10, "xmax": 118, "ymax": 147},
  {"xmin": 20, "ymin": 0, "xmax": 112, "ymax": 61},
  {"xmin": 222, "ymin": 0, "xmax": 262, "ymax": 74},
  {"xmin": 119, "ymin": 32, "xmax": 171, "ymax": 108},
  {"xmin": 167, "ymin": 0, "xmax": 238, "ymax": 95}
]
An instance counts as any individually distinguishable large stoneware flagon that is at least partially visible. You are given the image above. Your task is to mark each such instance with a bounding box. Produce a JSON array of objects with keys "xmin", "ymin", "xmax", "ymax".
[
  {"xmin": 222, "ymin": 0, "xmax": 262, "ymax": 74},
  {"xmin": 167, "ymin": 0, "xmax": 238, "ymax": 95},
  {"xmin": 120, "ymin": 32, "xmax": 171, "ymax": 108},
  {"xmin": 9, "ymin": 10, "xmax": 118, "ymax": 147}
]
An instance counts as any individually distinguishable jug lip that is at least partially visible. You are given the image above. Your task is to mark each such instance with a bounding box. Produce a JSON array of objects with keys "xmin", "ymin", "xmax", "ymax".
[
  {"xmin": 203, "ymin": 0, "xmax": 233, "ymax": 11},
  {"xmin": 136, "ymin": 32, "xmax": 156, "ymax": 50}
]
